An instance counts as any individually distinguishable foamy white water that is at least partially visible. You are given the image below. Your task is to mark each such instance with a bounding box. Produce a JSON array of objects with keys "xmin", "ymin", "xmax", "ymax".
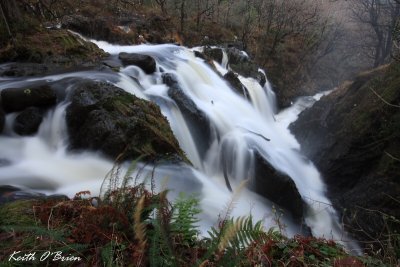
[{"xmin": 0, "ymin": 40, "xmax": 358, "ymax": 251}]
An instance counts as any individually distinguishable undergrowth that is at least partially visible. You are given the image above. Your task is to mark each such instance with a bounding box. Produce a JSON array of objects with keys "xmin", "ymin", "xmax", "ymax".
[{"xmin": 0, "ymin": 163, "xmax": 397, "ymax": 266}]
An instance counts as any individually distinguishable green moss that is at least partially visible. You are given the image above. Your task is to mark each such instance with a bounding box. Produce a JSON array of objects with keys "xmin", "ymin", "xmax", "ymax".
[{"xmin": 0, "ymin": 200, "xmax": 37, "ymax": 226}]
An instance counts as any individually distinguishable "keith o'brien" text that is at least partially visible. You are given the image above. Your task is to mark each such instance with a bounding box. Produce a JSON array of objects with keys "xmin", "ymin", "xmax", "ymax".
[{"xmin": 9, "ymin": 251, "xmax": 82, "ymax": 262}]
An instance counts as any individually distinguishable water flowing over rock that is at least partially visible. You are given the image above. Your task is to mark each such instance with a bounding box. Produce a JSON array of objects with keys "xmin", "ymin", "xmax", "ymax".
[
  {"xmin": 162, "ymin": 73, "xmax": 212, "ymax": 159},
  {"xmin": 0, "ymin": 41, "xmax": 358, "ymax": 250},
  {"xmin": 1, "ymin": 85, "xmax": 57, "ymax": 113},
  {"xmin": 118, "ymin": 52, "xmax": 156, "ymax": 74},
  {"xmin": 13, "ymin": 107, "xmax": 44, "ymax": 136},
  {"xmin": 253, "ymin": 151, "xmax": 305, "ymax": 221},
  {"xmin": 223, "ymin": 71, "xmax": 249, "ymax": 98},
  {"xmin": 66, "ymin": 80, "xmax": 186, "ymax": 161}
]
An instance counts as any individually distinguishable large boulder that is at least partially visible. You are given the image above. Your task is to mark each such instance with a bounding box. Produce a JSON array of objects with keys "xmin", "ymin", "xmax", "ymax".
[
  {"xmin": 66, "ymin": 80, "xmax": 186, "ymax": 162},
  {"xmin": 290, "ymin": 63, "xmax": 400, "ymax": 247},
  {"xmin": 1, "ymin": 85, "xmax": 56, "ymax": 113},
  {"xmin": 13, "ymin": 107, "xmax": 44, "ymax": 136},
  {"xmin": 118, "ymin": 52, "xmax": 156, "ymax": 74},
  {"xmin": 163, "ymin": 73, "xmax": 212, "ymax": 159},
  {"xmin": 252, "ymin": 151, "xmax": 305, "ymax": 222}
]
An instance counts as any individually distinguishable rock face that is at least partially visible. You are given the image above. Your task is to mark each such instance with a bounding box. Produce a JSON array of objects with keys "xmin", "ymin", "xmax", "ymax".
[
  {"xmin": 163, "ymin": 73, "xmax": 212, "ymax": 159},
  {"xmin": 252, "ymin": 151, "xmax": 305, "ymax": 222},
  {"xmin": 66, "ymin": 80, "xmax": 186, "ymax": 162},
  {"xmin": 223, "ymin": 71, "xmax": 249, "ymax": 98},
  {"xmin": 290, "ymin": 63, "xmax": 400, "ymax": 247},
  {"xmin": 13, "ymin": 107, "xmax": 44, "ymax": 136},
  {"xmin": 118, "ymin": 52, "xmax": 156, "ymax": 74},
  {"xmin": 1, "ymin": 85, "xmax": 57, "ymax": 113}
]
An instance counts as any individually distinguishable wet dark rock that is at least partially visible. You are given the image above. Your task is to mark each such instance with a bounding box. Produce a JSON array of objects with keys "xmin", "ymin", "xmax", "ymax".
[
  {"xmin": 230, "ymin": 62, "xmax": 266, "ymax": 87},
  {"xmin": 1, "ymin": 85, "xmax": 57, "ymax": 113},
  {"xmin": 203, "ymin": 47, "xmax": 223, "ymax": 64},
  {"xmin": 226, "ymin": 47, "xmax": 266, "ymax": 87},
  {"xmin": 118, "ymin": 52, "xmax": 156, "ymax": 74},
  {"xmin": 102, "ymin": 59, "xmax": 123, "ymax": 69},
  {"xmin": 194, "ymin": 51, "xmax": 206, "ymax": 60},
  {"xmin": 227, "ymin": 47, "xmax": 249, "ymax": 65},
  {"xmin": 0, "ymin": 63, "xmax": 49, "ymax": 77},
  {"xmin": 290, "ymin": 63, "xmax": 400, "ymax": 247},
  {"xmin": 13, "ymin": 107, "xmax": 44, "ymax": 136},
  {"xmin": 66, "ymin": 80, "xmax": 186, "ymax": 162},
  {"xmin": 223, "ymin": 71, "xmax": 249, "ymax": 98},
  {"xmin": 252, "ymin": 151, "xmax": 305, "ymax": 222},
  {"xmin": 163, "ymin": 73, "xmax": 212, "ymax": 159},
  {"xmin": 0, "ymin": 105, "xmax": 4, "ymax": 133},
  {"xmin": 0, "ymin": 185, "xmax": 68, "ymax": 205}
]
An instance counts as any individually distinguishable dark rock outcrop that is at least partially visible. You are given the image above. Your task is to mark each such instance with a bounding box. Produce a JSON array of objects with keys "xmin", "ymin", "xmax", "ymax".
[
  {"xmin": 66, "ymin": 80, "xmax": 186, "ymax": 162},
  {"xmin": 163, "ymin": 73, "xmax": 212, "ymax": 159},
  {"xmin": 1, "ymin": 85, "xmax": 57, "ymax": 113},
  {"xmin": 290, "ymin": 63, "xmax": 400, "ymax": 247},
  {"xmin": 252, "ymin": 151, "xmax": 305, "ymax": 221},
  {"xmin": 118, "ymin": 52, "xmax": 156, "ymax": 74},
  {"xmin": 223, "ymin": 71, "xmax": 249, "ymax": 98},
  {"xmin": 13, "ymin": 107, "xmax": 44, "ymax": 136},
  {"xmin": 0, "ymin": 105, "xmax": 4, "ymax": 133},
  {"xmin": 226, "ymin": 47, "xmax": 266, "ymax": 87},
  {"xmin": 226, "ymin": 47, "xmax": 248, "ymax": 65},
  {"xmin": 0, "ymin": 185, "xmax": 68, "ymax": 205},
  {"xmin": 0, "ymin": 63, "xmax": 50, "ymax": 77},
  {"xmin": 203, "ymin": 47, "xmax": 224, "ymax": 64}
]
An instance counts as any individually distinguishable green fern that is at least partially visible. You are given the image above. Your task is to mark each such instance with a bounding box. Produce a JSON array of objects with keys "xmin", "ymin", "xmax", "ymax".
[
  {"xmin": 170, "ymin": 193, "xmax": 201, "ymax": 245},
  {"xmin": 222, "ymin": 216, "xmax": 265, "ymax": 251},
  {"xmin": 148, "ymin": 191, "xmax": 177, "ymax": 267},
  {"xmin": 200, "ymin": 216, "xmax": 267, "ymax": 266}
]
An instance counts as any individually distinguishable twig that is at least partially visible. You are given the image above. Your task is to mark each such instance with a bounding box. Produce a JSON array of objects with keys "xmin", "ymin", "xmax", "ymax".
[
  {"xmin": 369, "ymin": 87, "xmax": 400, "ymax": 108},
  {"xmin": 384, "ymin": 151, "xmax": 400, "ymax": 162},
  {"xmin": 237, "ymin": 126, "xmax": 270, "ymax": 142},
  {"xmin": 0, "ymin": 2, "xmax": 12, "ymax": 39}
]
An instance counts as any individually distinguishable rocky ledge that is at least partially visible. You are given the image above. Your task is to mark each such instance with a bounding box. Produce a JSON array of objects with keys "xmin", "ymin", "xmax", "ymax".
[{"xmin": 290, "ymin": 63, "xmax": 400, "ymax": 248}]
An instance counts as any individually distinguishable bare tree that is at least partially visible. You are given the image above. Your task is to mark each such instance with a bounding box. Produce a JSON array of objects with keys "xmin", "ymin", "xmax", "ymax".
[
  {"xmin": 351, "ymin": 0, "xmax": 400, "ymax": 67},
  {"xmin": 155, "ymin": 0, "xmax": 168, "ymax": 14}
]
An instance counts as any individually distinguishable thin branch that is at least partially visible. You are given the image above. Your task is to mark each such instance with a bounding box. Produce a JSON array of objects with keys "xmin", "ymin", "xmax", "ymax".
[
  {"xmin": 384, "ymin": 151, "xmax": 400, "ymax": 161},
  {"xmin": 0, "ymin": 1, "xmax": 12, "ymax": 38},
  {"xmin": 369, "ymin": 87, "xmax": 400, "ymax": 108}
]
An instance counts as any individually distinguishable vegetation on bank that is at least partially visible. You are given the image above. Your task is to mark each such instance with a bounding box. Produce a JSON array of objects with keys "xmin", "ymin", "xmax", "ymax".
[
  {"xmin": 3, "ymin": 0, "xmax": 398, "ymax": 106},
  {"xmin": 0, "ymin": 165, "xmax": 394, "ymax": 267}
]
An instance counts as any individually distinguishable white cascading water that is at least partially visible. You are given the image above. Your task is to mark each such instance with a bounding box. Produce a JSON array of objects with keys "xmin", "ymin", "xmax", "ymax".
[{"xmin": 0, "ymin": 39, "xmax": 358, "ymax": 251}]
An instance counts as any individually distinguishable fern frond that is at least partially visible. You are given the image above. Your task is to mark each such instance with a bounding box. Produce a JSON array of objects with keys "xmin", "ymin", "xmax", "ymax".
[
  {"xmin": 171, "ymin": 193, "xmax": 201, "ymax": 244},
  {"xmin": 219, "ymin": 179, "xmax": 249, "ymax": 225},
  {"xmin": 219, "ymin": 216, "xmax": 265, "ymax": 252}
]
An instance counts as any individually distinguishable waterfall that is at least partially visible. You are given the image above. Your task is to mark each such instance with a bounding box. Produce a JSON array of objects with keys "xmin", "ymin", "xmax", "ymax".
[{"xmin": 0, "ymin": 41, "xmax": 358, "ymax": 251}]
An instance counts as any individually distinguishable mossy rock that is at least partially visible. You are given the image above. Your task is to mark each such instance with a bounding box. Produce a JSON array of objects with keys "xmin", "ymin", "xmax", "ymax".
[
  {"xmin": 66, "ymin": 80, "xmax": 188, "ymax": 163},
  {"xmin": 0, "ymin": 29, "xmax": 107, "ymax": 66}
]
